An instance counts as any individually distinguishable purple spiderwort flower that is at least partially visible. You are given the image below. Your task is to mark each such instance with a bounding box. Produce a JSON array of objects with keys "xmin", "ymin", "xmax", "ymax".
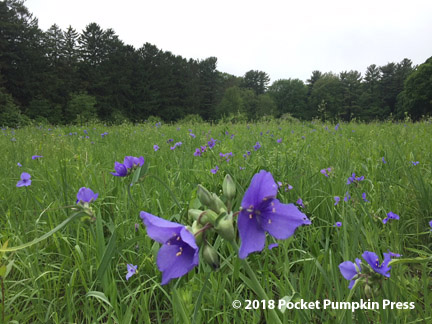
[
  {"xmin": 140, "ymin": 212, "xmax": 199, "ymax": 285},
  {"xmin": 362, "ymin": 251, "xmax": 393, "ymax": 277},
  {"xmin": 210, "ymin": 166, "xmax": 219, "ymax": 174},
  {"xmin": 253, "ymin": 142, "xmax": 261, "ymax": 150},
  {"xmin": 111, "ymin": 161, "xmax": 128, "ymax": 177},
  {"xmin": 193, "ymin": 148, "xmax": 202, "ymax": 157},
  {"xmin": 344, "ymin": 192, "xmax": 351, "ymax": 202},
  {"xmin": 334, "ymin": 196, "xmax": 340, "ymax": 206},
  {"xmin": 362, "ymin": 192, "xmax": 370, "ymax": 202},
  {"xmin": 411, "ymin": 161, "xmax": 419, "ymax": 166},
  {"xmin": 276, "ymin": 138, "xmax": 282, "ymax": 143},
  {"xmin": 320, "ymin": 167, "xmax": 332, "ymax": 177},
  {"xmin": 387, "ymin": 250, "xmax": 402, "ymax": 258},
  {"xmin": 189, "ymin": 133, "xmax": 196, "ymax": 138},
  {"xmin": 238, "ymin": 170, "xmax": 311, "ymax": 259},
  {"xmin": 208, "ymin": 138, "xmax": 216, "ymax": 149},
  {"xmin": 347, "ymin": 173, "xmax": 364, "ymax": 185},
  {"xmin": 76, "ymin": 187, "xmax": 98, "ymax": 204},
  {"xmin": 382, "ymin": 157, "xmax": 387, "ymax": 164},
  {"xmin": 32, "ymin": 155, "xmax": 43, "ymax": 160},
  {"xmin": 296, "ymin": 198, "xmax": 305, "ymax": 208},
  {"xmin": 339, "ymin": 258, "xmax": 361, "ymax": 289},
  {"xmin": 17, "ymin": 162, "xmax": 22, "ymax": 167},
  {"xmin": 126, "ymin": 264, "xmax": 137, "ymax": 280},
  {"xmin": 383, "ymin": 211, "xmax": 399, "ymax": 224},
  {"xmin": 123, "ymin": 156, "xmax": 144, "ymax": 169},
  {"xmin": 153, "ymin": 144, "xmax": 160, "ymax": 151},
  {"xmin": 334, "ymin": 222, "xmax": 342, "ymax": 227},
  {"xmin": 429, "ymin": 220, "xmax": 432, "ymax": 231},
  {"xmin": 16, "ymin": 172, "xmax": 31, "ymax": 187}
]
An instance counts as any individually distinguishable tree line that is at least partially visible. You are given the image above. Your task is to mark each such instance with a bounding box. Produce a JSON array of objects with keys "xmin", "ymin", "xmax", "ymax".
[{"xmin": 1, "ymin": 0, "xmax": 431, "ymax": 126}]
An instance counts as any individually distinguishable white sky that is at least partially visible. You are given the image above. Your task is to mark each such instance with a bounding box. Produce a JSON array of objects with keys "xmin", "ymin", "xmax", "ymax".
[{"xmin": 26, "ymin": 0, "xmax": 432, "ymax": 83}]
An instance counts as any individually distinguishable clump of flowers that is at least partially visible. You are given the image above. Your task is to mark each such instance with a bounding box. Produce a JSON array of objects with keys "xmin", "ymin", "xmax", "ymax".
[
  {"xmin": 111, "ymin": 156, "xmax": 144, "ymax": 177},
  {"xmin": 339, "ymin": 250, "xmax": 401, "ymax": 296},
  {"xmin": 347, "ymin": 173, "xmax": 365, "ymax": 185},
  {"xmin": 320, "ymin": 167, "xmax": 332, "ymax": 177}
]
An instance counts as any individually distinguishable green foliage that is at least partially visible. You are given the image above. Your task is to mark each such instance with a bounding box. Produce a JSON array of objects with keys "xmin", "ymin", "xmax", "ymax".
[
  {"xmin": 268, "ymin": 79, "xmax": 308, "ymax": 119},
  {"xmin": 0, "ymin": 87, "xmax": 28, "ymax": 127},
  {"xmin": 65, "ymin": 92, "xmax": 97, "ymax": 124}
]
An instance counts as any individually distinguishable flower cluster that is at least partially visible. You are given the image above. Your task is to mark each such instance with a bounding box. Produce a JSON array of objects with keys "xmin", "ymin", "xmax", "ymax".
[
  {"xmin": 339, "ymin": 251, "xmax": 400, "ymax": 290},
  {"xmin": 111, "ymin": 156, "xmax": 144, "ymax": 177},
  {"xmin": 320, "ymin": 167, "xmax": 332, "ymax": 177},
  {"xmin": 383, "ymin": 211, "xmax": 399, "ymax": 224},
  {"xmin": 347, "ymin": 173, "xmax": 365, "ymax": 185}
]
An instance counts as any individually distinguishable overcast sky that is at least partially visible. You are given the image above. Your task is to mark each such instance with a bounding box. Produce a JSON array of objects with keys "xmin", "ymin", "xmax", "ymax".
[{"xmin": 26, "ymin": 0, "xmax": 432, "ymax": 83}]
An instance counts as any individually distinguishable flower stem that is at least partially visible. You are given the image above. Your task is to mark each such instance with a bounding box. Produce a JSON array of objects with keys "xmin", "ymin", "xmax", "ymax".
[{"xmin": 230, "ymin": 241, "xmax": 282, "ymax": 324}]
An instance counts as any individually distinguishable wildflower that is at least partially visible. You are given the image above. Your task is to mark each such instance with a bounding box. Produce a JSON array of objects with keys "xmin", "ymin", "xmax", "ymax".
[
  {"xmin": 335, "ymin": 123, "xmax": 339, "ymax": 131},
  {"xmin": 101, "ymin": 132, "xmax": 108, "ymax": 137},
  {"xmin": 320, "ymin": 167, "xmax": 332, "ymax": 177},
  {"xmin": 32, "ymin": 155, "xmax": 43, "ymax": 160},
  {"xmin": 238, "ymin": 170, "xmax": 311, "ymax": 259},
  {"xmin": 344, "ymin": 192, "xmax": 351, "ymax": 202},
  {"xmin": 387, "ymin": 250, "xmax": 402, "ymax": 258},
  {"xmin": 111, "ymin": 161, "xmax": 128, "ymax": 177},
  {"xmin": 16, "ymin": 172, "xmax": 31, "ymax": 187},
  {"xmin": 208, "ymin": 138, "xmax": 216, "ymax": 149},
  {"xmin": 382, "ymin": 157, "xmax": 387, "ymax": 164},
  {"xmin": 296, "ymin": 198, "xmax": 305, "ymax": 208},
  {"xmin": 429, "ymin": 220, "xmax": 432, "ymax": 230},
  {"xmin": 334, "ymin": 222, "xmax": 342, "ymax": 227},
  {"xmin": 153, "ymin": 144, "xmax": 160, "ymax": 151},
  {"xmin": 339, "ymin": 258, "xmax": 361, "ymax": 289},
  {"xmin": 210, "ymin": 166, "xmax": 219, "ymax": 174},
  {"xmin": 76, "ymin": 187, "xmax": 98, "ymax": 204},
  {"xmin": 189, "ymin": 133, "xmax": 196, "ymax": 138},
  {"xmin": 383, "ymin": 211, "xmax": 399, "ymax": 224},
  {"xmin": 334, "ymin": 196, "xmax": 340, "ymax": 206},
  {"xmin": 140, "ymin": 212, "xmax": 199, "ymax": 285},
  {"xmin": 411, "ymin": 161, "xmax": 419, "ymax": 166},
  {"xmin": 253, "ymin": 142, "xmax": 261, "ymax": 150},
  {"xmin": 362, "ymin": 251, "xmax": 392, "ymax": 277},
  {"xmin": 285, "ymin": 184, "xmax": 293, "ymax": 191},
  {"xmin": 126, "ymin": 264, "xmax": 137, "ymax": 280},
  {"xmin": 362, "ymin": 192, "xmax": 370, "ymax": 202},
  {"xmin": 347, "ymin": 173, "xmax": 364, "ymax": 185},
  {"xmin": 17, "ymin": 162, "xmax": 22, "ymax": 167},
  {"xmin": 276, "ymin": 138, "xmax": 282, "ymax": 143},
  {"xmin": 193, "ymin": 148, "xmax": 202, "ymax": 157}
]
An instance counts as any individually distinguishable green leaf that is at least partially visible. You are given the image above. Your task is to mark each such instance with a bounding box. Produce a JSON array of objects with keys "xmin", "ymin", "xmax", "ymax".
[{"xmin": 86, "ymin": 291, "xmax": 113, "ymax": 309}]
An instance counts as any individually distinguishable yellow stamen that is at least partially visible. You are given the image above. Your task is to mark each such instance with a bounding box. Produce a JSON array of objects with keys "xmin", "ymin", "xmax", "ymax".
[
  {"xmin": 176, "ymin": 247, "xmax": 183, "ymax": 257},
  {"xmin": 268, "ymin": 219, "xmax": 272, "ymax": 224},
  {"xmin": 249, "ymin": 214, "xmax": 253, "ymax": 219}
]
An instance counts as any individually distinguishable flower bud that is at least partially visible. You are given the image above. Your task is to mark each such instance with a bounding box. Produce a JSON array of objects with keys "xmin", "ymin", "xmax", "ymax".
[
  {"xmin": 215, "ymin": 214, "xmax": 235, "ymax": 241},
  {"xmin": 209, "ymin": 193, "xmax": 227, "ymax": 214},
  {"xmin": 223, "ymin": 174, "xmax": 236, "ymax": 201},
  {"xmin": 197, "ymin": 185, "xmax": 213, "ymax": 207},
  {"xmin": 202, "ymin": 244, "xmax": 219, "ymax": 270},
  {"xmin": 364, "ymin": 284, "xmax": 372, "ymax": 299}
]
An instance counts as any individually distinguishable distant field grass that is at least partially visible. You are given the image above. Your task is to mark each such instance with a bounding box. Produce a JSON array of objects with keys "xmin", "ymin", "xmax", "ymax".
[{"xmin": 1, "ymin": 120, "xmax": 431, "ymax": 323}]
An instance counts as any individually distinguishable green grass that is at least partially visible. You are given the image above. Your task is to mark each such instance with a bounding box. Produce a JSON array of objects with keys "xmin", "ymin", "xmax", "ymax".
[{"xmin": 1, "ymin": 120, "xmax": 431, "ymax": 323}]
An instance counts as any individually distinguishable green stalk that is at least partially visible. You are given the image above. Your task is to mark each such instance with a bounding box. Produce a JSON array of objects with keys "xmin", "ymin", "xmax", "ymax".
[{"xmin": 230, "ymin": 241, "xmax": 283, "ymax": 324}]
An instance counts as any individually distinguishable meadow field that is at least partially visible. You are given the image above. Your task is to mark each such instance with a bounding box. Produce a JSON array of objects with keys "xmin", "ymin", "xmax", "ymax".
[{"xmin": 1, "ymin": 120, "xmax": 431, "ymax": 323}]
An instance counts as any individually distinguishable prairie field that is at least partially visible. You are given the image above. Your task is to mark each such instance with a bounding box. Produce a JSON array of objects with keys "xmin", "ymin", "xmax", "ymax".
[{"xmin": 1, "ymin": 120, "xmax": 431, "ymax": 323}]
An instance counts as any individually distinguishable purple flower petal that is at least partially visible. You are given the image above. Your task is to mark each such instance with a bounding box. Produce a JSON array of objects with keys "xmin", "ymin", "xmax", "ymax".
[
  {"xmin": 238, "ymin": 210, "xmax": 267, "ymax": 259},
  {"xmin": 362, "ymin": 251, "xmax": 392, "ymax": 277},
  {"xmin": 76, "ymin": 187, "xmax": 98, "ymax": 204},
  {"xmin": 140, "ymin": 211, "xmax": 183, "ymax": 244},
  {"xmin": 268, "ymin": 243, "xmax": 279, "ymax": 250},
  {"xmin": 241, "ymin": 170, "xmax": 278, "ymax": 209},
  {"xmin": 111, "ymin": 162, "xmax": 128, "ymax": 177},
  {"xmin": 126, "ymin": 264, "xmax": 137, "ymax": 281}
]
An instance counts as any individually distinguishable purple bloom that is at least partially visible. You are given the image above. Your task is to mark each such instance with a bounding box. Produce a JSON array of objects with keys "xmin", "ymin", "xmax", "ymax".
[
  {"xmin": 347, "ymin": 173, "xmax": 365, "ymax": 185},
  {"xmin": 320, "ymin": 167, "xmax": 332, "ymax": 177},
  {"xmin": 334, "ymin": 222, "xmax": 342, "ymax": 227},
  {"xmin": 193, "ymin": 148, "xmax": 202, "ymax": 157},
  {"xmin": 210, "ymin": 166, "xmax": 219, "ymax": 174},
  {"xmin": 189, "ymin": 133, "xmax": 196, "ymax": 138},
  {"xmin": 387, "ymin": 250, "xmax": 402, "ymax": 258},
  {"xmin": 276, "ymin": 138, "xmax": 282, "ymax": 143},
  {"xmin": 32, "ymin": 155, "xmax": 43, "ymax": 160},
  {"xmin": 335, "ymin": 123, "xmax": 339, "ymax": 131},
  {"xmin": 16, "ymin": 172, "xmax": 31, "ymax": 187},
  {"xmin": 140, "ymin": 212, "xmax": 199, "ymax": 285},
  {"xmin": 126, "ymin": 264, "xmax": 137, "ymax": 281},
  {"xmin": 339, "ymin": 258, "xmax": 361, "ymax": 289},
  {"xmin": 101, "ymin": 132, "xmax": 108, "ymax": 137},
  {"xmin": 268, "ymin": 243, "xmax": 279, "ymax": 250},
  {"xmin": 123, "ymin": 156, "xmax": 144, "ymax": 169},
  {"xmin": 296, "ymin": 198, "xmax": 305, "ymax": 208},
  {"xmin": 253, "ymin": 142, "xmax": 261, "ymax": 150},
  {"xmin": 238, "ymin": 170, "xmax": 311, "ymax": 259},
  {"xmin": 382, "ymin": 157, "xmax": 387, "ymax": 164},
  {"xmin": 362, "ymin": 192, "xmax": 370, "ymax": 202},
  {"xmin": 383, "ymin": 211, "xmax": 399, "ymax": 224},
  {"xmin": 17, "ymin": 162, "xmax": 22, "ymax": 167},
  {"xmin": 111, "ymin": 161, "xmax": 128, "ymax": 177},
  {"xmin": 153, "ymin": 144, "xmax": 159, "ymax": 151},
  {"xmin": 411, "ymin": 161, "xmax": 419, "ymax": 166},
  {"xmin": 334, "ymin": 196, "xmax": 340, "ymax": 206},
  {"xmin": 362, "ymin": 251, "xmax": 392, "ymax": 277},
  {"xmin": 285, "ymin": 184, "xmax": 293, "ymax": 191},
  {"xmin": 76, "ymin": 187, "xmax": 98, "ymax": 204},
  {"xmin": 344, "ymin": 192, "xmax": 351, "ymax": 202},
  {"xmin": 429, "ymin": 220, "xmax": 432, "ymax": 230},
  {"xmin": 208, "ymin": 138, "xmax": 216, "ymax": 149}
]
